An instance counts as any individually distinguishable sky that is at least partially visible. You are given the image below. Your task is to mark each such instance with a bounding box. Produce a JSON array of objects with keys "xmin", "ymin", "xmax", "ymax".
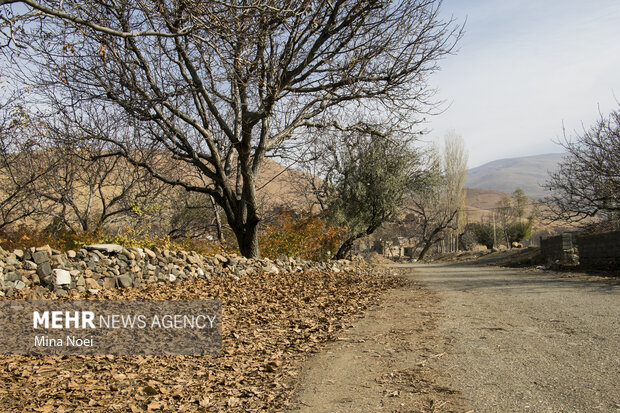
[{"xmin": 427, "ymin": 0, "xmax": 620, "ymax": 167}]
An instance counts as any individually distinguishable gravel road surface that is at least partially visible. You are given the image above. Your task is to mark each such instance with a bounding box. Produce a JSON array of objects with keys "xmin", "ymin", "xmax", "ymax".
[
  {"xmin": 403, "ymin": 263, "xmax": 620, "ymax": 412},
  {"xmin": 289, "ymin": 263, "xmax": 620, "ymax": 412}
]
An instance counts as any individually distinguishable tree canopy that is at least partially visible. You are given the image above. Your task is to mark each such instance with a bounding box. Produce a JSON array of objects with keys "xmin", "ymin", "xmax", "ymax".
[
  {"xmin": 325, "ymin": 132, "xmax": 424, "ymax": 259},
  {"xmin": 1, "ymin": 0, "xmax": 462, "ymax": 257},
  {"xmin": 545, "ymin": 107, "xmax": 620, "ymax": 227}
]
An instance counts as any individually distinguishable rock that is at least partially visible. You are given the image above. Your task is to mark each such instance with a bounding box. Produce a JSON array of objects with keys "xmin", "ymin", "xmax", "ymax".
[
  {"xmin": 6, "ymin": 271, "xmax": 20, "ymax": 282},
  {"xmin": 13, "ymin": 249, "xmax": 24, "ymax": 259},
  {"xmin": 168, "ymin": 273, "xmax": 177, "ymax": 283},
  {"xmin": 117, "ymin": 274, "xmax": 133, "ymax": 288},
  {"xmin": 85, "ymin": 278, "xmax": 101, "ymax": 289},
  {"xmin": 23, "ymin": 260, "xmax": 37, "ymax": 270},
  {"xmin": 67, "ymin": 250, "xmax": 77, "ymax": 259},
  {"xmin": 186, "ymin": 254, "xmax": 199, "ymax": 264},
  {"xmin": 53, "ymin": 269, "xmax": 72, "ymax": 285},
  {"xmin": 143, "ymin": 248, "xmax": 156, "ymax": 259},
  {"xmin": 262, "ymin": 264, "xmax": 280, "ymax": 274},
  {"xmin": 128, "ymin": 247, "xmax": 146, "ymax": 260},
  {"xmin": 51, "ymin": 254, "xmax": 66, "ymax": 267},
  {"xmin": 88, "ymin": 289, "xmax": 100, "ymax": 295},
  {"xmin": 214, "ymin": 254, "xmax": 228, "ymax": 264},
  {"xmin": 87, "ymin": 258, "xmax": 98, "ymax": 270},
  {"xmin": 40, "ymin": 275, "xmax": 54, "ymax": 288},
  {"xmin": 22, "ymin": 248, "xmax": 34, "ymax": 261},
  {"xmin": 14, "ymin": 280, "xmax": 26, "ymax": 290},
  {"xmin": 54, "ymin": 287, "xmax": 68, "ymax": 296},
  {"xmin": 35, "ymin": 245, "xmax": 52, "ymax": 255},
  {"xmin": 76, "ymin": 276, "xmax": 86, "ymax": 287},
  {"xmin": 33, "ymin": 250, "xmax": 49, "ymax": 264},
  {"xmin": 90, "ymin": 250, "xmax": 106, "ymax": 260},
  {"xmin": 102, "ymin": 278, "xmax": 116, "ymax": 289},
  {"xmin": 37, "ymin": 262, "xmax": 52, "ymax": 279},
  {"xmin": 84, "ymin": 244, "xmax": 125, "ymax": 254}
]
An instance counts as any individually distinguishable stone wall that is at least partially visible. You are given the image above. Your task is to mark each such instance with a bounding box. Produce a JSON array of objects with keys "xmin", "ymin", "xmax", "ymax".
[
  {"xmin": 0, "ymin": 244, "xmax": 357, "ymax": 297},
  {"xmin": 576, "ymin": 230, "xmax": 620, "ymax": 269},
  {"xmin": 539, "ymin": 233, "xmax": 574, "ymax": 264}
]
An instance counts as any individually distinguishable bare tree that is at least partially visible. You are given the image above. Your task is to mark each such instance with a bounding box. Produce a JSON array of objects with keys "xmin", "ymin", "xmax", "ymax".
[
  {"xmin": 2, "ymin": 0, "xmax": 462, "ymax": 257},
  {"xmin": 545, "ymin": 107, "xmax": 620, "ymax": 228},
  {"xmin": 406, "ymin": 158, "xmax": 454, "ymax": 260},
  {"xmin": 406, "ymin": 134, "xmax": 468, "ymax": 260},
  {"xmin": 29, "ymin": 115, "xmax": 172, "ymax": 234},
  {"xmin": 166, "ymin": 189, "xmax": 226, "ymax": 241},
  {"xmin": 0, "ymin": 93, "xmax": 50, "ymax": 230}
]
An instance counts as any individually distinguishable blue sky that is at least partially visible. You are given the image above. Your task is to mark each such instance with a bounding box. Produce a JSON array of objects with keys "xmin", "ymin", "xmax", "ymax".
[{"xmin": 428, "ymin": 0, "xmax": 620, "ymax": 167}]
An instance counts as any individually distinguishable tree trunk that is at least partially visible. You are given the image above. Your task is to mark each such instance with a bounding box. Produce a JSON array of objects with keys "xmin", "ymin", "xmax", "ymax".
[
  {"xmin": 233, "ymin": 221, "xmax": 260, "ymax": 258},
  {"xmin": 417, "ymin": 241, "xmax": 433, "ymax": 261},
  {"xmin": 209, "ymin": 195, "xmax": 224, "ymax": 242},
  {"xmin": 334, "ymin": 221, "xmax": 383, "ymax": 260},
  {"xmin": 334, "ymin": 236, "xmax": 358, "ymax": 260}
]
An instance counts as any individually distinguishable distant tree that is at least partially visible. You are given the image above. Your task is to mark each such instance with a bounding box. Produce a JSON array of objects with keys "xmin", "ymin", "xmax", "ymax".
[
  {"xmin": 2, "ymin": 0, "xmax": 462, "ymax": 257},
  {"xmin": 545, "ymin": 107, "xmax": 620, "ymax": 229},
  {"xmin": 512, "ymin": 188, "xmax": 529, "ymax": 219},
  {"xmin": 442, "ymin": 131, "xmax": 468, "ymax": 251},
  {"xmin": 494, "ymin": 188, "xmax": 535, "ymax": 246},
  {"xmin": 495, "ymin": 194, "xmax": 514, "ymax": 247},
  {"xmin": 505, "ymin": 220, "xmax": 533, "ymax": 245},
  {"xmin": 467, "ymin": 222, "xmax": 496, "ymax": 250}
]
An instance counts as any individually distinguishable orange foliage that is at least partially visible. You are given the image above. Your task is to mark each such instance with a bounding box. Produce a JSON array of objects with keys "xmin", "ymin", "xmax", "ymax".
[{"xmin": 259, "ymin": 212, "xmax": 345, "ymax": 261}]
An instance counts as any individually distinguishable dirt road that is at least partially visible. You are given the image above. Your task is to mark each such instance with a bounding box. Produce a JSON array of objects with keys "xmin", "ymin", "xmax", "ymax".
[{"xmin": 288, "ymin": 264, "xmax": 620, "ymax": 412}]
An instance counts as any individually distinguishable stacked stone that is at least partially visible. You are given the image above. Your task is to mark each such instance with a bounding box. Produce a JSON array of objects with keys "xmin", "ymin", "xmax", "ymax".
[{"xmin": 0, "ymin": 244, "xmax": 356, "ymax": 297}]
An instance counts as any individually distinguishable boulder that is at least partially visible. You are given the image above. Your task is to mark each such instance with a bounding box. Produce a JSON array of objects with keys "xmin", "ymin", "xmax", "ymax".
[
  {"xmin": 53, "ymin": 269, "xmax": 72, "ymax": 285},
  {"xmin": 23, "ymin": 260, "xmax": 37, "ymax": 270},
  {"xmin": 84, "ymin": 244, "xmax": 125, "ymax": 254},
  {"xmin": 33, "ymin": 251, "xmax": 50, "ymax": 264},
  {"xmin": 117, "ymin": 274, "xmax": 133, "ymax": 288},
  {"xmin": 85, "ymin": 278, "xmax": 101, "ymax": 290},
  {"xmin": 37, "ymin": 262, "xmax": 52, "ymax": 279}
]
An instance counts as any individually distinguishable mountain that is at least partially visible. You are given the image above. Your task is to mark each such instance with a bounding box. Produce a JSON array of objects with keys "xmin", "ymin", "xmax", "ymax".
[{"xmin": 465, "ymin": 153, "xmax": 565, "ymax": 200}]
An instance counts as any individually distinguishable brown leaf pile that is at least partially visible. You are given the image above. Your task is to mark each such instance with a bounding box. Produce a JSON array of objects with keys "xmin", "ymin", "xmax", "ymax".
[{"xmin": 0, "ymin": 267, "xmax": 408, "ymax": 412}]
